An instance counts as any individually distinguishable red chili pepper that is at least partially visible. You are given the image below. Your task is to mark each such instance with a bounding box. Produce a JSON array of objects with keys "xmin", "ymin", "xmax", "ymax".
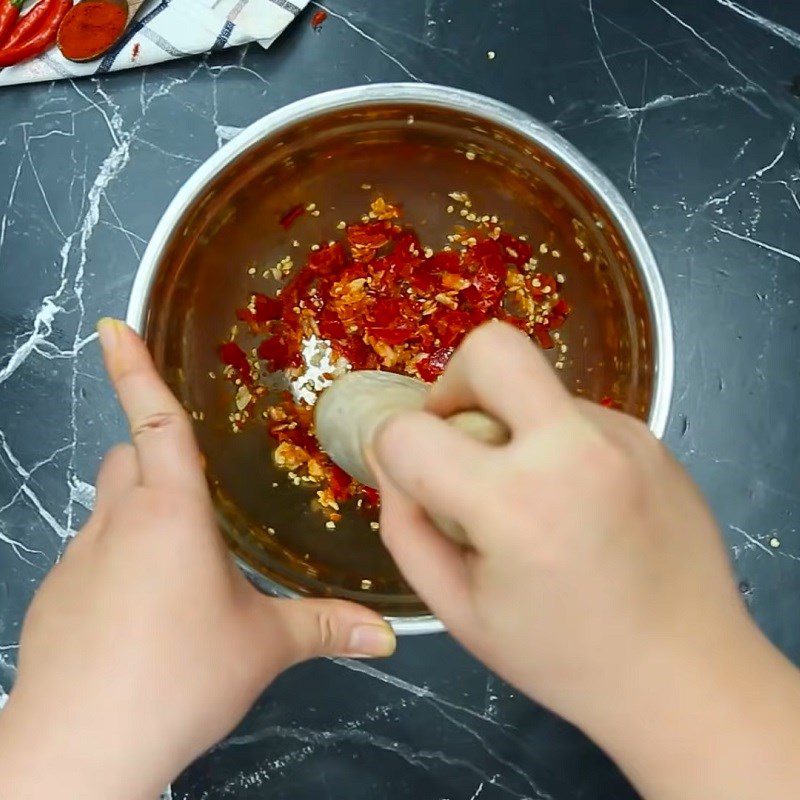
[
  {"xmin": 316, "ymin": 309, "xmax": 346, "ymax": 340},
  {"xmin": 307, "ymin": 241, "xmax": 345, "ymax": 274},
  {"xmin": 218, "ymin": 341, "xmax": 251, "ymax": 382},
  {"xmin": 496, "ymin": 232, "xmax": 532, "ymax": 267},
  {"xmin": 279, "ymin": 203, "xmax": 305, "ymax": 230},
  {"xmin": 275, "ymin": 424, "xmax": 318, "ymax": 453},
  {"xmin": 0, "ymin": 0, "xmax": 24, "ymax": 48},
  {"xmin": 256, "ymin": 334, "xmax": 291, "ymax": 371},
  {"xmin": 427, "ymin": 251, "xmax": 459, "ymax": 272},
  {"xmin": 548, "ymin": 298, "xmax": 571, "ymax": 329},
  {"xmin": 347, "ymin": 221, "xmax": 391, "ymax": 253},
  {"xmin": 360, "ymin": 486, "xmax": 380, "ymax": 507},
  {"xmin": 328, "ymin": 464, "xmax": 352, "ymax": 502},
  {"xmin": 4, "ymin": 0, "xmax": 52, "ymax": 47},
  {"xmin": 530, "ymin": 272, "xmax": 557, "ymax": 299},
  {"xmin": 0, "ymin": 0, "xmax": 71, "ymax": 67},
  {"xmin": 335, "ymin": 334, "xmax": 373, "ymax": 366},
  {"xmin": 417, "ymin": 346, "xmax": 455, "ymax": 382},
  {"xmin": 310, "ymin": 9, "xmax": 327, "ymax": 31},
  {"xmin": 367, "ymin": 326, "xmax": 416, "ymax": 346},
  {"xmin": 532, "ymin": 323, "xmax": 554, "ymax": 349},
  {"xmin": 433, "ymin": 309, "xmax": 471, "ymax": 349},
  {"xmin": 236, "ymin": 293, "xmax": 282, "ymax": 326}
]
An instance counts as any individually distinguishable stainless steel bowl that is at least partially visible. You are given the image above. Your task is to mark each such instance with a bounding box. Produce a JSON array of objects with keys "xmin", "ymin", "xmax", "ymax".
[{"xmin": 127, "ymin": 83, "xmax": 674, "ymax": 635}]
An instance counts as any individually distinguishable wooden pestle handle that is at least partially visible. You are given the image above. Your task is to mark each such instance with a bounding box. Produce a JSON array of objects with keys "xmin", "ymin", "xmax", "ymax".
[
  {"xmin": 127, "ymin": 0, "xmax": 150, "ymax": 23},
  {"xmin": 314, "ymin": 371, "xmax": 509, "ymax": 546}
]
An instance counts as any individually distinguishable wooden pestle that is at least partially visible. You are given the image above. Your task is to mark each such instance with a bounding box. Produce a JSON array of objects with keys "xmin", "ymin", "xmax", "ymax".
[{"xmin": 314, "ymin": 371, "xmax": 509, "ymax": 545}]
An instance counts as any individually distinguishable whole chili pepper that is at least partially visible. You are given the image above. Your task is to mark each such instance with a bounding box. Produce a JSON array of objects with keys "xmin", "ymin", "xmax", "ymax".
[
  {"xmin": 0, "ymin": 0, "xmax": 24, "ymax": 47},
  {"xmin": 0, "ymin": 0, "xmax": 70, "ymax": 67},
  {"xmin": 4, "ymin": 0, "xmax": 51, "ymax": 47}
]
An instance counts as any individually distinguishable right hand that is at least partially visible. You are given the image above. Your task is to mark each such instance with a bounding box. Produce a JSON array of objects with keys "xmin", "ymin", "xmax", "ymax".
[{"xmin": 373, "ymin": 321, "xmax": 800, "ymax": 800}]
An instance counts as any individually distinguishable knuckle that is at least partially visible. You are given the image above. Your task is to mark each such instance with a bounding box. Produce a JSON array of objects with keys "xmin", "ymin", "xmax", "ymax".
[
  {"xmin": 374, "ymin": 420, "xmax": 401, "ymax": 465},
  {"xmin": 121, "ymin": 486, "xmax": 178, "ymax": 521},
  {"xmin": 131, "ymin": 411, "xmax": 186, "ymax": 440},
  {"xmin": 499, "ymin": 465, "xmax": 539, "ymax": 510},
  {"xmin": 113, "ymin": 489, "xmax": 201, "ymax": 550},
  {"xmin": 376, "ymin": 412, "xmax": 422, "ymax": 460},
  {"xmin": 464, "ymin": 320, "xmax": 511, "ymax": 359},
  {"xmin": 596, "ymin": 437, "xmax": 631, "ymax": 481},
  {"xmin": 104, "ymin": 442, "xmax": 134, "ymax": 463},
  {"xmin": 379, "ymin": 411, "xmax": 411, "ymax": 445},
  {"xmin": 314, "ymin": 608, "xmax": 340, "ymax": 652},
  {"xmin": 595, "ymin": 440, "xmax": 644, "ymax": 508}
]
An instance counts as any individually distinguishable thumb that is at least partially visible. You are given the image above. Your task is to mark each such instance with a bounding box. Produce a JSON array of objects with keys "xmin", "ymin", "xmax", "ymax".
[{"xmin": 264, "ymin": 597, "xmax": 397, "ymax": 664}]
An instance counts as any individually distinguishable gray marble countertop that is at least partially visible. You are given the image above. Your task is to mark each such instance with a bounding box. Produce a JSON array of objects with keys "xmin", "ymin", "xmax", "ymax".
[{"xmin": 1, "ymin": 1, "xmax": 800, "ymax": 798}]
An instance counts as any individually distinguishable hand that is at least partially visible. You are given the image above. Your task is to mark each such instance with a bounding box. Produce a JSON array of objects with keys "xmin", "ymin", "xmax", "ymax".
[
  {"xmin": 0, "ymin": 319, "xmax": 395, "ymax": 800},
  {"xmin": 373, "ymin": 321, "xmax": 800, "ymax": 800}
]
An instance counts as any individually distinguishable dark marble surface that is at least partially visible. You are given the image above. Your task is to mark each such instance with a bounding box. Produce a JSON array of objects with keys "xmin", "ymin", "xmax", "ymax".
[{"xmin": 2, "ymin": 1, "xmax": 800, "ymax": 798}]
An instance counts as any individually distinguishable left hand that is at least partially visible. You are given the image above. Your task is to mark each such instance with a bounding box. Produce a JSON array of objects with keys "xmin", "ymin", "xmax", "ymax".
[{"xmin": 0, "ymin": 319, "xmax": 395, "ymax": 800}]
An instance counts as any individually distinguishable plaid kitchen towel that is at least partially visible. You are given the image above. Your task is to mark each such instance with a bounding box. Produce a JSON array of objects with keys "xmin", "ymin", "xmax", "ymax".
[{"xmin": 0, "ymin": 0, "xmax": 309, "ymax": 87}]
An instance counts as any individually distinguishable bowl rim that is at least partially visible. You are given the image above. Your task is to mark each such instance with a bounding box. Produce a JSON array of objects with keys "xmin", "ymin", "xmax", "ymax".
[{"xmin": 126, "ymin": 82, "xmax": 674, "ymax": 637}]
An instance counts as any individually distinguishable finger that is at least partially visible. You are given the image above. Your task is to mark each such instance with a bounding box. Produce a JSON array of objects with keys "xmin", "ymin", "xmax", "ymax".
[
  {"xmin": 97, "ymin": 318, "xmax": 206, "ymax": 494},
  {"xmin": 93, "ymin": 443, "xmax": 140, "ymax": 518},
  {"xmin": 373, "ymin": 410, "xmax": 488, "ymax": 525},
  {"xmin": 427, "ymin": 320, "xmax": 574, "ymax": 433},
  {"xmin": 262, "ymin": 596, "xmax": 396, "ymax": 665},
  {"xmin": 376, "ymin": 465, "xmax": 474, "ymax": 631}
]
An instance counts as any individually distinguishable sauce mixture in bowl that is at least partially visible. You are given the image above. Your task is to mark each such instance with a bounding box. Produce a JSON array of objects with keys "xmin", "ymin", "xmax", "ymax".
[{"xmin": 132, "ymin": 86, "xmax": 671, "ymax": 628}]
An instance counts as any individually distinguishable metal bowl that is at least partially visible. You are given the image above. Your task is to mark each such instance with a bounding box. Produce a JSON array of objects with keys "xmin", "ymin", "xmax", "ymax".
[{"xmin": 127, "ymin": 84, "xmax": 673, "ymax": 635}]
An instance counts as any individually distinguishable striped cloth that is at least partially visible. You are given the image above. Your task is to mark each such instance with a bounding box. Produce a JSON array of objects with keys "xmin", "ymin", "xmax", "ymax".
[{"xmin": 0, "ymin": 0, "xmax": 309, "ymax": 87}]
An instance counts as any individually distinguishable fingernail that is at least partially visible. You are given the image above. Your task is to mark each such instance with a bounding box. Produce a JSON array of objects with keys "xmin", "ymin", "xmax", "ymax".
[
  {"xmin": 347, "ymin": 623, "xmax": 396, "ymax": 658},
  {"xmin": 96, "ymin": 317, "xmax": 124, "ymax": 353}
]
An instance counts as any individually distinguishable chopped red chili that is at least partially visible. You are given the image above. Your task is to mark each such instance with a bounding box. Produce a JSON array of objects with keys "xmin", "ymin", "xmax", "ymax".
[
  {"xmin": 256, "ymin": 333, "xmax": 296, "ymax": 371},
  {"xmin": 219, "ymin": 196, "xmax": 571, "ymax": 523},
  {"xmin": 417, "ymin": 346, "xmax": 456, "ymax": 382},
  {"xmin": 218, "ymin": 341, "xmax": 251, "ymax": 383},
  {"xmin": 310, "ymin": 9, "xmax": 327, "ymax": 30},
  {"xmin": 360, "ymin": 486, "xmax": 380, "ymax": 507},
  {"xmin": 236, "ymin": 292, "xmax": 282, "ymax": 325},
  {"xmin": 279, "ymin": 203, "xmax": 306, "ymax": 230}
]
